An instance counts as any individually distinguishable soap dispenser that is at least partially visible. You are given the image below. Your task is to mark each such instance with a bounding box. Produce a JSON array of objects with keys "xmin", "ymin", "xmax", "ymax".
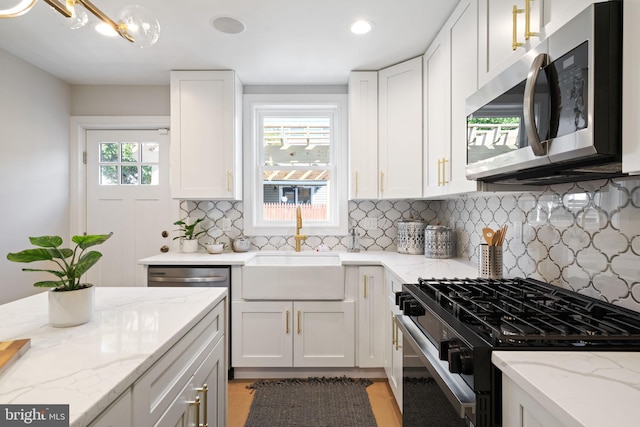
[{"xmin": 347, "ymin": 228, "xmax": 360, "ymax": 252}]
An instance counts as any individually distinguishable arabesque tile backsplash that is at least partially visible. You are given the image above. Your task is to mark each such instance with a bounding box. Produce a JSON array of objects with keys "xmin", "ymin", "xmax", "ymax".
[{"xmin": 181, "ymin": 176, "xmax": 640, "ymax": 312}]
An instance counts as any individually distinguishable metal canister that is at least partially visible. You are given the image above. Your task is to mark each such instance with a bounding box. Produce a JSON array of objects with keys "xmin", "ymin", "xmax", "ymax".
[
  {"xmin": 424, "ymin": 225, "xmax": 455, "ymax": 259},
  {"xmin": 397, "ymin": 220, "xmax": 427, "ymax": 254}
]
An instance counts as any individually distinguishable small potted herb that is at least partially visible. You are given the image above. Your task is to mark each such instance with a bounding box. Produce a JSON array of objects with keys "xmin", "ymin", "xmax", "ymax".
[{"xmin": 173, "ymin": 217, "xmax": 208, "ymax": 253}]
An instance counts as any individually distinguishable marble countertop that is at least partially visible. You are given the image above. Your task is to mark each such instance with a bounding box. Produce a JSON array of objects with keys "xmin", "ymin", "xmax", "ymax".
[
  {"xmin": 139, "ymin": 250, "xmax": 480, "ymax": 283},
  {"xmin": 493, "ymin": 351, "xmax": 640, "ymax": 427},
  {"xmin": 0, "ymin": 287, "xmax": 227, "ymax": 427}
]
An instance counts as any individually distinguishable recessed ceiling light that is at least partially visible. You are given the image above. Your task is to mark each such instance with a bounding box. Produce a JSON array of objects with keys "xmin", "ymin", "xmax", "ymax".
[
  {"xmin": 350, "ymin": 19, "xmax": 374, "ymax": 35},
  {"xmin": 211, "ymin": 16, "xmax": 246, "ymax": 34}
]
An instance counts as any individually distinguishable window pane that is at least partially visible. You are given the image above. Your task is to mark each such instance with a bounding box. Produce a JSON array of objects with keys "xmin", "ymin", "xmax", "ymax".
[
  {"xmin": 263, "ymin": 117, "xmax": 330, "ymax": 166},
  {"xmin": 100, "ymin": 143, "xmax": 118, "ymax": 162},
  {"xmin": 262, "ymin": 169, "xmax": 330, "ymax": 221},
  {"xmin": 121, "ymin": 143, "xmax": 139, "ymax": 163},
  {"xmin": 100, "ymin": 165, "xmax": 118, "ymax": 185},
  {"xmin": 141, "ymin": 165, "xmax": 159, "ymax": 185},
  {"xmin": 121, "ymin": 165, "xmax": 138, "ymax": 185},
  {"xmin": 141, "ymin": 142, "xmax": 159, "ymax": 163}
]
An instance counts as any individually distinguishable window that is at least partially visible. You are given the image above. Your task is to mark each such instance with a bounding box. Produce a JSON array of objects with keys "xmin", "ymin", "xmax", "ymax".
[
  {"xmin": 243, "ymin": 94, "xmax": 348, "ymax": 235},
  {"xmin": 98, "ymin": 141, "xmax": 160, "ymax": 186}
]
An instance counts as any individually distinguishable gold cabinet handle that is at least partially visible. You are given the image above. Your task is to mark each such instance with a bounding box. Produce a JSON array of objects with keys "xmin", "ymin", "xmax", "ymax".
[
  {"xmin": 190, "ymin": 396, "xmax": 200, "ymax": 426},
  {"xmin": 437, "ymin": 158, "xmax": 442, "ymax": 186},
  {"xmin": 391, "ymin": 315, "xmax": 397, "ymax": 345},
  {"xmin": 297, "ymin": 310, "xmax": 301, "ymax": 334},
  {"xmin": 355, "ymin": 171, "xmax": 359, "ymax": 195},
  {"xmin": 524, "ymin": 0, "xmax": 538, "ymax": 40},
  {"xmin": 394, "ymin": 321, "xmax": 402, "ymax": 350},
  {"xmin": 512, "ymin": 5, "xmax": 524, "ymax": 50},
  {"xmin": 286, "ymin": 310, "xmax": 290, "ymax": 334},
  {"xmin": 363, "ymin": 275, "xmax": 368, "ymax": 299},
  {"xmin": 196, "ymin": 384, "xmax": 208, "ymax": 426},
  {"xmin": 442, "ymin": 158, "xmax": 449, "ymax": 185},
  {"xmin": 226, "ymin": 170, "xmax": 231, "ymax": 192}
]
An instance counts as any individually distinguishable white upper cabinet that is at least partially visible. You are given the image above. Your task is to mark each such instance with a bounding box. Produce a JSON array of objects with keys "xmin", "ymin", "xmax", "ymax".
[
  {"xmin": 424, "ymin": 0, "xmax": 480, "ymax": 198},
  {"xmin": 378, "ymin": 57, "xmax": 423, "ymax": 199},
  {"xmin": 170, "ymin": 70, "xmax": 242, "ymax": 200},
  {"xmin": 478, "ymin": 0, "xmax": 545, "ymax": 88},
  {"xmin": 348, "ymin": 72, "xmax": 379, "ymax": 200}
]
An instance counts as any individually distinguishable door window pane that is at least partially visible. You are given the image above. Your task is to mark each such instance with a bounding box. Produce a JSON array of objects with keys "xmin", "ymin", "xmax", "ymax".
[{"xmin": 97, "ymin": 140, "xmax": 160, "ymax": 186}]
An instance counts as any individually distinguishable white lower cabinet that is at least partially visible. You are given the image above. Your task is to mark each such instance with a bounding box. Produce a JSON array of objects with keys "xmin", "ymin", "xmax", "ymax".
[
  {"xmin": 154, "ymin": 338, "xmax": 226, "ymax": 427},
  {"xmin": 502, "ymin": 375, "xmax": 564, "ymax": 427},
  {"xmin": 356, "ymin": 266, "xmax": 385, "ymax": 368},
  {"xmin": 232, "ymin": 300, "xmax": 355, "ymax": 368},
  {"xmin": 384, "ymin": 272, "xmax": 404, "ymax": 408}
]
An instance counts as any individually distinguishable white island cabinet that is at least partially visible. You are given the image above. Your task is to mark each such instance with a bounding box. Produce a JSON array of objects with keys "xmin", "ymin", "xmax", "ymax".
[{"xmin": 0, "ymin": 287, "xmax": 227, "ymax": 427}]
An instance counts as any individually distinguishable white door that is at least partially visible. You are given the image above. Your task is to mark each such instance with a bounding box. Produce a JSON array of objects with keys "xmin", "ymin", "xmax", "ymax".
[{"xmin": 86, "ymin": 129, "xmax": 173, "ymax": 287}]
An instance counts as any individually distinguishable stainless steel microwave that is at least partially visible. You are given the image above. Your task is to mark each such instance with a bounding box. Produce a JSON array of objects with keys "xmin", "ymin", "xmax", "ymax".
[{"xmin": 465, "ymin": 1, "xmax": 624, "ymax": 185}]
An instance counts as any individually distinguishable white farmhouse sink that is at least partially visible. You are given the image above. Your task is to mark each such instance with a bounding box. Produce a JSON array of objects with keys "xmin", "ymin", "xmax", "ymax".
[{"xmin": 242, "ymin": 253, "xmax": 344, "ymax": 300}]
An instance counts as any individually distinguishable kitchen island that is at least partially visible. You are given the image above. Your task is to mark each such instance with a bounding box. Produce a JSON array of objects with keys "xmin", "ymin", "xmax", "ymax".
[
  {"xmin": 0, "ymin": 287, "xmax": 227, "ymax": 426},
  {"xmin": 493, "ymin": 351, "xmax": 640, "ymax": 427}
]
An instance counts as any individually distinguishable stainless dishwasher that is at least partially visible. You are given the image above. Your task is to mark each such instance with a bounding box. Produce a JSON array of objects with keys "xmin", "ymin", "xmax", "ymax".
[{"xmin": 147, "ymin": 265, "xmax": 233, "ymax": 377}]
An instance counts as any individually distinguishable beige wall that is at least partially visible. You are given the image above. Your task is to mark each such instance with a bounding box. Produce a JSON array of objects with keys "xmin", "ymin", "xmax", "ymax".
[
  {"xmin": 71, "ymin": 85, "xmax": 169, "ymax": 116},
  {"xmin": 0, "ymin": 49, "xmax": 71, "ymax": 304}
]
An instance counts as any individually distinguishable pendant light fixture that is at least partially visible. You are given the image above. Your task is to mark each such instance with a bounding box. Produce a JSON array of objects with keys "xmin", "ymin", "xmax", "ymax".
[{"xmin": 0, "ymin": 0, "xmax": 160, "ymax": 47}]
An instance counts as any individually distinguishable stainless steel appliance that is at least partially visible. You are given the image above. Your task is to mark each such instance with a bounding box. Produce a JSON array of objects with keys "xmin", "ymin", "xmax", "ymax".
[
  {"xmin": 395, "ymin": 277, "xmax": 640, "ymax": 427},
  {"xmin": 147, "ymin": 265, "xmax": 233, "ymax": 377},
  {"xmin": 466, "ymin": 2, "xmax": 623, "ymax": 185}
]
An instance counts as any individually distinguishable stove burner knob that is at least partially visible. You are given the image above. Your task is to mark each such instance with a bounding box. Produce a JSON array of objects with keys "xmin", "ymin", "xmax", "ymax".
[
  {"xmin": 448, "ymin": 348, "xmax": 473, "ymax": 375},
  {"xmin": 398, "ymin": 294, "xmax": 413, "ymax": 311}
]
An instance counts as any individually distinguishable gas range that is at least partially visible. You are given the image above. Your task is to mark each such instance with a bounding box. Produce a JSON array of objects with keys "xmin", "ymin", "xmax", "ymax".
[{"xmin": 396, "ymin": 277, "xmax": 640, "ymax": 427}]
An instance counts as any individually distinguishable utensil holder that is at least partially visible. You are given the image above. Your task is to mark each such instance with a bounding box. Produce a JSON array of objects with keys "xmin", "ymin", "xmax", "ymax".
[{"xmin": 479, "ymin": 244, "xmax": 503, "ymax": 279}]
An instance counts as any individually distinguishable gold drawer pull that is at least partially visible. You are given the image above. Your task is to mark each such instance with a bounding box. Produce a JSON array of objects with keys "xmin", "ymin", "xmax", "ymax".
[
  {"xmin": 196, "ymin": 384, "xmax": 208, "ymax": 426},
  {"xmin": 525, "ymin": 0, "xmax": 538, "ymax": 40},
  {"xmin": 297, "ymin": 310, "xmax": 302, "ymax": 334},
  {"xmin": 286, "ymin": 310, "xmax": 290, "ymax": 334}
]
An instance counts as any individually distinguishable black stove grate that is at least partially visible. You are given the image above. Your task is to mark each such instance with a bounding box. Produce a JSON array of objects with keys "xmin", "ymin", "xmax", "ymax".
[{"xmin": 413, "ymin": 277, "xmax": 640, "ymax": 346}]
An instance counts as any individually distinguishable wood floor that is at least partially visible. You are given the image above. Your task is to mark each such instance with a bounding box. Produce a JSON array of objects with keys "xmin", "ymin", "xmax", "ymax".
[{"xmin": 228, "ymin": 379, "xmax": 402, "ymax": 427}]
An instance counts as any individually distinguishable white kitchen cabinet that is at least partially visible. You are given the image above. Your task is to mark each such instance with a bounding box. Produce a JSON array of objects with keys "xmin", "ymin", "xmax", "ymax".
[
  {"xmin": 424, "ymin": 0, "xmax": 481, "ymax": 198},
  {"xmin": 623, "ymin": 0, "xmax": 640, "ymax": 175},
  {"xmin": 133, "ymin": 300, "xmax": 226, "ymax": 426},
  {"xmin": 378, "ymin": 57, "xmax": 423, "ymax": 199},
  {"xmin": 356, "ymin": 266, "xmax": 385, "ymax": 368},
  {"xmin": 348, "ymin": 72, "xmax": 379, "ymax": 199},
  {"xmin": 154, "ymin": 337, "xmax": 226, "ymax": 427},
  {"xmin": 478, "ymin": 0, "xmax": 545, "ymax": 88},
  {"xmin": 232, "ymin": 300, "xmax": 355, "ymax": 368},
  {"xmin": 384, "ymin": 271, "xmax": 404, "ymax": 408},
  {"xmin": 502, "ymin": 375, "xmax": 564, "ymax": 427},
  {"xmin": 170, "ymin": 70, "xmax": 242, "ymax": 200}
]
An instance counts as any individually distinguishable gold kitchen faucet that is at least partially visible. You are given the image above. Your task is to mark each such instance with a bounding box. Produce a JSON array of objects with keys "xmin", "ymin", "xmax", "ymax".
[{"xmin": 294, "ymin": 206, "xmax": 307, "ymax": 252}]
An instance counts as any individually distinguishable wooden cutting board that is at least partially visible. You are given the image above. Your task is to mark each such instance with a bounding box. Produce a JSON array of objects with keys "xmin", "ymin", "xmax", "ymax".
[{"xmin": 0, "ymin": 339, "xmax": 30, "ymax": 376}]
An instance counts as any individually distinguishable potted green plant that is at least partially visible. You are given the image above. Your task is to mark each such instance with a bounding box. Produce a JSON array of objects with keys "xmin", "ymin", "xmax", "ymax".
[
  {"xmin": 7, "ymin": 232, "xmax": 113, "ymax": 327},
  {"xmin": 173, "ymin": 217, "xmax": 208, "ymax": 253}
]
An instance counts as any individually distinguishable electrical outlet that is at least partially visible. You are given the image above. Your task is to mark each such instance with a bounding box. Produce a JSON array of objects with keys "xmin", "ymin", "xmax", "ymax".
[
  {"xmin": 363, "ymin": 218, "xmax": 378, "ymax": 231},
  {"xmin": 513, "ymin": 221, "xmax": 523, "ymax": 244},
  {"xmin": 221, "ymin": 218, "xmax": 232, "ymax": 231}
]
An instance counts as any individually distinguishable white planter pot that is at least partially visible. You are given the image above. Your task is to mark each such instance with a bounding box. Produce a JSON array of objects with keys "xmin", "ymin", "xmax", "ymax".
[
  {"xmin": 182, "ymin": 239, "xmax": 199, "ymax": 253},
  {"xmin": 48, "ymin": 285, "xmax": 95, "ymax": 328}
]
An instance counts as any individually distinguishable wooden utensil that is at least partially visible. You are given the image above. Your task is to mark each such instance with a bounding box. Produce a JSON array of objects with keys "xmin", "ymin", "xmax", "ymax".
[{"xmin": 482, "ymin": 228, "xmax": 495, "ymax": 245}]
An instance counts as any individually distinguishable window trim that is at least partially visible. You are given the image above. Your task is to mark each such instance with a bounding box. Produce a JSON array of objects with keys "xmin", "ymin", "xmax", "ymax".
[{"xmin": 243, "ymin": 94, "xmax": 348, "ymax": 236}]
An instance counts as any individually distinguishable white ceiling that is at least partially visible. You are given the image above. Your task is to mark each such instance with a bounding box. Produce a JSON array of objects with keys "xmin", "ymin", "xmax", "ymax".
[{"xmin": 0, "ymin": 0, "xmax": 459, "ymax": 86}]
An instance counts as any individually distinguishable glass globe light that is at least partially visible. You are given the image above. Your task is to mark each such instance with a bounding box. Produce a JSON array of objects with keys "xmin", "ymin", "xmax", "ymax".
[
  {"xmin": 118, "ymin": 5, "xmax": 160, "ymax": 48},
  {"xmin": 58, "ymin": 5, "xmax": 88, "ymax": 30}
]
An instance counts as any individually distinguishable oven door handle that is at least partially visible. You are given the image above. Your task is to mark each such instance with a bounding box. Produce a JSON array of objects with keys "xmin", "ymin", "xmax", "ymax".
[{"xmin": 395, "ymin": 315, "xmax": 476, "ymax": 420}]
